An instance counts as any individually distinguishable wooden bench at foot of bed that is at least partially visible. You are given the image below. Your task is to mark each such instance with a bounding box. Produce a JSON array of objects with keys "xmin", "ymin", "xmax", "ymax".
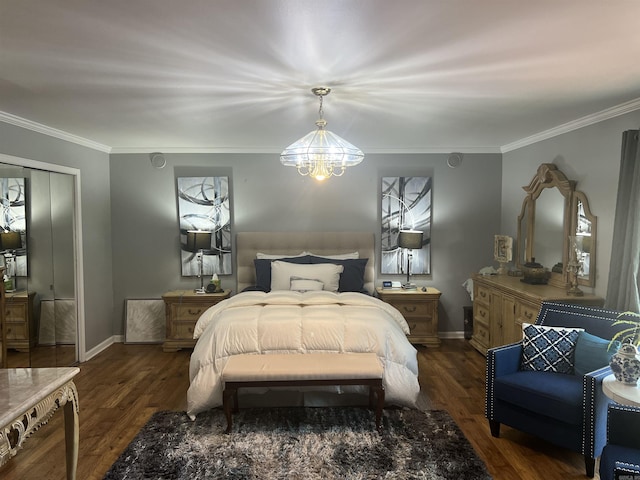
[{"xmin": 221, "ymin": 352, "xmax": 385, "ymax": 433}]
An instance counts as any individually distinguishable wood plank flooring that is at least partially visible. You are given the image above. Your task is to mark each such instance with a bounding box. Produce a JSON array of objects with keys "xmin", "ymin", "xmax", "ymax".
[{"xmin": 0, "ymin": 340, "xmax": 588, "ymax": 480}]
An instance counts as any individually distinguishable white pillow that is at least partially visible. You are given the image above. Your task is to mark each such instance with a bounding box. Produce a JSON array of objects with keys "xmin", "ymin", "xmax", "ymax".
[
  {"xmin": 290, "ymin": 276, "xmax": 324, "ymax": 292},
  {"xmin": 256, "ymin": 252, "xmax": 306, "ymax": 259},
  {"xmin": 271, "ymin": 261, "xmax": 343, "ymax": 292},
  {"xmin": 303, "ymin": 251, "xmax": 359, "ymax": 259}
]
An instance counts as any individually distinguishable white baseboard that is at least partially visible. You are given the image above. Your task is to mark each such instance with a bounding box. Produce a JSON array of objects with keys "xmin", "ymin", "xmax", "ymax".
[
  {"xmin": 84, "ymin": 335, "xmax": 124, "ymax": 361},
  {"xmin": 438, "ymin": 331, "xmax": 466, "ymax": 340}
]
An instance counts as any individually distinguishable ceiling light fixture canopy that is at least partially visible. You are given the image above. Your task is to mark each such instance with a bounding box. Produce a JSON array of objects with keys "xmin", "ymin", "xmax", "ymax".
[{"xmin": 280, "ymin": 87, "xmax": 364, "ymax": 181}]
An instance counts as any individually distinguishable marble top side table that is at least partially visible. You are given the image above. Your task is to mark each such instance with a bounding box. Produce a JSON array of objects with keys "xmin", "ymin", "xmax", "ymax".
[
  {"xmin": 0, "ymin": 367, "xmax": 80, "ymax": 480},
  {"xmin": 602, "ymin": 374, "xmax": 640, "ymax": 407}
]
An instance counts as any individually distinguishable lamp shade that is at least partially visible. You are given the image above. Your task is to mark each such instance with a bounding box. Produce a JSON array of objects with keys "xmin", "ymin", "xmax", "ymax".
[
  {"xmin": 0, "ymin": 231, "xmax": 22, "ymax": 250},
  {"xmin": 398, "ymin": 230, "xmax": 423, "ymax": 250},
  {"xmin": 185, "ymin": 230, "xmax": 212, "ymax": 252}
]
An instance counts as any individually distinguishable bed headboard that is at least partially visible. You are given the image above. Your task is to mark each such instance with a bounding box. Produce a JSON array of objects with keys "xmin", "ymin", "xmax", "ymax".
[{"xmin": 236, "ymin": 232, "xmax": 376, "ymax": 294}]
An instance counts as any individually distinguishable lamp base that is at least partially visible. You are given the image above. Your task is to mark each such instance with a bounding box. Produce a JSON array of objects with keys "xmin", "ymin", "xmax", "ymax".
[{"xmin": 194, "ymin": 287, "xmax": 206, "ymax": 294}]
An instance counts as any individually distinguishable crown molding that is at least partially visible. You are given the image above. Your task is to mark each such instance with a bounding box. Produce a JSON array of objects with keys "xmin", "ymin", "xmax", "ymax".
[
  {"xmin": 0, "ymin": 111, "xmax": 112, "ymax": 153},
  {"xmin": 501, "ymin": 97, "xmax": 640, "ymax": 153},
  {"xmin": 109, "ymin": 146, "xmax": 501, "ymax": 154},
  {"xmin": 4, "ymin": 96, "xmax": 640, "ymax": 156}
]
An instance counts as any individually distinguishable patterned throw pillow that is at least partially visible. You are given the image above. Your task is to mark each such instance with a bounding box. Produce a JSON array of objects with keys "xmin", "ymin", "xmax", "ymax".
[{"xmin": 520, "ymin": 323, "xmax": 583, "ymax": 374}]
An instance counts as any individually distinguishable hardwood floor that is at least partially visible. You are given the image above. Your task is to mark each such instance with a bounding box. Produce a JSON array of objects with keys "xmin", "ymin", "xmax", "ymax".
[{"xmin": 0, "ymin": 340, "xmax": 588, "ymax": 480}]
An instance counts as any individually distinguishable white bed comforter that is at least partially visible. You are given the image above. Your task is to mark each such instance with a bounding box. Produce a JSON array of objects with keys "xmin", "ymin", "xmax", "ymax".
[{"xmin": 187, "ymin": 290, "xmax": 420, "ymax": 419}]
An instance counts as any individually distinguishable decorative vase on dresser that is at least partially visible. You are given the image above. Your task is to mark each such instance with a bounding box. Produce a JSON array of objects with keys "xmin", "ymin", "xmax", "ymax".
[{"xmin": 469, "ymin": 274, "xmax": 603, "ymax": 355}]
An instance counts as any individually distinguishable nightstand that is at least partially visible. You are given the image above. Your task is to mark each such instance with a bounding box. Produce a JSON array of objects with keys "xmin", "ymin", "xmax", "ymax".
[
  {"xmin": 376, "ymin": 287, "xmax": 441, "ymax": 347},
  {"xmin": 162, "ymin": 289, "xmax": 231, "ymax": 352},
  {"xmin": 5, "ymin": 291, "xmax": 36, "ymax": 353}
]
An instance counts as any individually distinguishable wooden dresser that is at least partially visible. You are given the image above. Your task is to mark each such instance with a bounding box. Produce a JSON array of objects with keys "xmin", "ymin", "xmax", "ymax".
[
  {"xmin": 162, "ymin": 289, "xmax": 231, "ymax": 352},
  {"xmin": 469, "ymin": 274, "xmax": 603, "ymax": 355},
  {"xmin": 376, "ymin": 287, "xmax": 441, "ymax": 347},
  {"xmin": 4, "ymin": 291, "xmax": 36, "ymax": 353}
]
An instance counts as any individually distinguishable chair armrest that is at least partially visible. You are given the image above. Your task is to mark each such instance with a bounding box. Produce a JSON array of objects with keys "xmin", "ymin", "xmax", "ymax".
[
  {"xmin": 583, "ymin": 366, "xmax": 614, "ymax": 458},
  {"xmin": 485, "ymin": 342, "xmax": 522, "ymax": 421},
  {"xmin": 488, "ymin": 342, "xmax": 523, "ymax": 377},
  {"xmin": 608, "ymin": 404, "xmax": 640, "ymax": 449}
]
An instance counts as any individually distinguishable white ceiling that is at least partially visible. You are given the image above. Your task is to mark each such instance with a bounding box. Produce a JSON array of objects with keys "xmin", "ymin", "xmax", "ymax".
[{"xmin": 1, "ymin": 0, "xmax": 640, "ymax": 154}]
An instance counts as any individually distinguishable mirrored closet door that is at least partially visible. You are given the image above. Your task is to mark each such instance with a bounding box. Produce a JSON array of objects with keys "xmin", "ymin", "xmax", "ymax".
[{"xmin": 0, "ymin": 163, "xmax": 78, "ymax": 368}]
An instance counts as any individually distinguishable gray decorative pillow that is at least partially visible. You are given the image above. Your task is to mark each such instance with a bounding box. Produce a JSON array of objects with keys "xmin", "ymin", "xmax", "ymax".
[
  {"xmin": 520, "ymin": 323, "xmax": 583, "ymax": 374},
  {"xmin": 290, "ymin": 276, "xmax": 324, "ymax": 292}
]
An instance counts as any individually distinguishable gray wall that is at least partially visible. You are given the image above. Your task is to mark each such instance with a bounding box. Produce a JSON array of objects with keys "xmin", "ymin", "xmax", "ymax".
[
  {"xmin": 9, "ymin": 105, "xmax": 637, "ymax": 350},
  {"xmin": 110, "ymin": 152, "xmax": 502, "ymax": 336},
  {"xmin": 501, "ymin": 109, "xmax": 640, "ymax": 299},
  {"xmin": 0, "ymin": 122, "xmax": 114, "ymax": 352}
]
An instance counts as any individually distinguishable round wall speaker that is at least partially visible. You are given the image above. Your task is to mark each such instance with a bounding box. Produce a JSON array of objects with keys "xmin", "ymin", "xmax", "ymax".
[
  {"xmin": 447, "ymin": 153, "xmax": 463, "ymax": 168},
  {"xmin": 150, "ymin": 152, "xmax": 166, "ymax": 169}
]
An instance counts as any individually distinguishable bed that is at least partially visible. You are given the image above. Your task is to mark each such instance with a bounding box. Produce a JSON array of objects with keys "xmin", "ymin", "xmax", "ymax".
[{"xmin": 186, "ymin": 232, "xmax": 420, "ymax": 419}]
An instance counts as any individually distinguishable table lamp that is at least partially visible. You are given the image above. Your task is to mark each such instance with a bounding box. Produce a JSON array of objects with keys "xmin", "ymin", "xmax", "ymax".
[
  {"xmin": 398, "ymin": 229, "xmax": 423, "ymax": 290},
  {"xmin": 0, "ymin": 230, "xmax": 22, "ymax": 292},
  {"xmin": 186, "ymin": 230, "xmax": 212, "ymax": 294}
]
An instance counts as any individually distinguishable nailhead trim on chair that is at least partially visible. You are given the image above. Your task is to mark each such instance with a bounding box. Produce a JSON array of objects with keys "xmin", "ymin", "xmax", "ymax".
[
  {"xmin": 485, "ymin": 342, "xmax": 521, "ymax": 421},
  {"xmin": 616, "ymin": 462, "xmax": 640, "ymax": 473},
  {"xmin": 538, "ymin": 302, "xmax": 622, "ymax": 326},
  {"xmin": 582, "ymin": 367, "xmax": 611, "ymax": 457},
  {"xmin": 485, "ymin": 349, "xmax": 494, "ymax": 420}
]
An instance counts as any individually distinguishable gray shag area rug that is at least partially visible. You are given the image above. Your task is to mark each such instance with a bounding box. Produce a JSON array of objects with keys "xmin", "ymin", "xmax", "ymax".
[{"xmin": 104, "ymin": 407, "xmax": 492, "ymax": 479}]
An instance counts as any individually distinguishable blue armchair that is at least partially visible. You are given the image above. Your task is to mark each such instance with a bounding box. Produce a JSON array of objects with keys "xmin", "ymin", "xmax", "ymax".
[
  {"xmin": 599, "ymin": 404, "xmax": 640, "ymax": 480},
  {"xmin": 486, "ymin": 302, "xmax": 630, "ymax": 477}
]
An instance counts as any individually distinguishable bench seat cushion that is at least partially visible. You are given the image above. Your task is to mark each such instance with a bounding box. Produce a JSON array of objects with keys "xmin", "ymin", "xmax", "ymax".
[
  {"xmin": 494, "ymin": 371, "xmax": 584, "ymax": 425},
  {"xmin": 223, "ymin": 353, "xmax": 383, "ymax": 382}
]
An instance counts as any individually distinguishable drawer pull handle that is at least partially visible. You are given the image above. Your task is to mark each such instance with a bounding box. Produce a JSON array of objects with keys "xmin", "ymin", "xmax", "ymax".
[
  {"xmin": 524, "ymin": 311, "xmax": 533, "ymax": 319},
  {"xmin": 188, "ymin": 308, "xmax": 202, "ymax": 315},
  {"xmin": 480, "ymin": 291, "xmax": 487, "ymax": 298},
  {"xmin": 403, "ymin": 306, "xmax": 417, "ymax": 313},
  {"xmin": 480, "ymin": 310, "xmax": 486, "ymax": 318}
]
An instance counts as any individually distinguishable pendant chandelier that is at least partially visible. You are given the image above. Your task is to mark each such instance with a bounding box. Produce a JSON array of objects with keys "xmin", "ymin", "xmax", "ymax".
[{"xmin": 280, "ymin": 87, "xmax": 364, "ymax": 181}]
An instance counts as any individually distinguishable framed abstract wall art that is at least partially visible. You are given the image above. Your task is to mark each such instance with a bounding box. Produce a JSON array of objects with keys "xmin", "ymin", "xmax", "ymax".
[
  {"xmin": 0, "ymin": 177, "xmax": 27, "ymax": 278},
  {"xmin": 381, "ymin": 176, "xmax": 432, "ymax": 275},
  {"xmin": 176, "ymin": 176, "xmax": 231, "ymax": 276}
]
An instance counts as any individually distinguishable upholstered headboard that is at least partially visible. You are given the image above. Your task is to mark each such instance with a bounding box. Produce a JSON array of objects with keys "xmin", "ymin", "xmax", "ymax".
[{"xmin": 236, "ymin": 232, "xmax": 375, "ymax": 294}]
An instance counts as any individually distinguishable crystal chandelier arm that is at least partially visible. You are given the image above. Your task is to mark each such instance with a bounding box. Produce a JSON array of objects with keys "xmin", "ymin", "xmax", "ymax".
[{"xmin": 280, "ymin": 86, "xmax": 363, "ymax": 181}]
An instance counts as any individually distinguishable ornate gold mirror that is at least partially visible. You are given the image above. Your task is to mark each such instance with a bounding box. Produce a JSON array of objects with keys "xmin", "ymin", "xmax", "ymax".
[{"xmin": 516, "ymin": 164, "xmax": 597, "ymax": 289}]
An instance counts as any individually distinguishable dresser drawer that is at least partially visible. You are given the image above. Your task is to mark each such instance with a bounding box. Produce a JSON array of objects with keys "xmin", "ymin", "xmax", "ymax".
[
  {"xmin": 171, "ymin": 304, "xmax": 211, "ymax": 322},
  {"xmin": 406, "ymin": 320, "xmax": 429, "ymax": 336},
  {"xmin": 388, "ymin": 301, "xmax": 431, "ymax": 318},
  {"xmin": 5, "ymin": 303, "xmax": 26, "ymax": 321},
  {"xmin": 516, "ymin": 301, "xmax": 538, "ymax": 327},
  {"xmin": 173, "ymin": 322, "xmax": 197, "ymax": 340},
  {"xmin": 5, "ymin": 322, "xmax": 27, "ymax": 341},
  {"xmin": 475, "ymin": 284, "xmax": 491, "ymax": 306},
  {"xmin": 473, "ymin": 321, "xmax": 490, "ymax": 346},
  {"xmin": 474, "ymin": 303, "xmax": 490, "ymax": 327}
]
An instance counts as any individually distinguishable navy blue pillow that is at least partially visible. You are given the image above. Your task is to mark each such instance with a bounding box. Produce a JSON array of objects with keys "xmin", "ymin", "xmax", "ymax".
[
  {"xmin": 308, "ymin": 256, "xmax": 368, "ymax": 292},
  {"xmin": 253, "ymin": 256, "xmax": 312, "ymax": 291}
]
